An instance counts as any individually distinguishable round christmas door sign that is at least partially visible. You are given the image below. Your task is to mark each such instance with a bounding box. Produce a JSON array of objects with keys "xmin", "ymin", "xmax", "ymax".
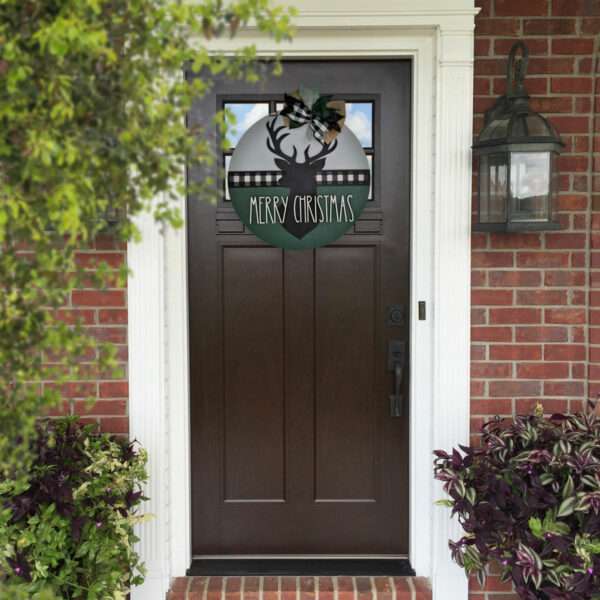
[{"xmin": 228, "ymin": 91, "xmax": 370, "ymax": 250}]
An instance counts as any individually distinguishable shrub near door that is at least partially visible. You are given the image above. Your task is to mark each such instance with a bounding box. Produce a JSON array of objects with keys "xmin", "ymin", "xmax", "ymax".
[
  {"xmin": 0, "ymin": 418, "xmax": 148, "ymax": 599},
  {"xmin": 434, "ymin": 408, "xmax": 600, "ymax": 600}
]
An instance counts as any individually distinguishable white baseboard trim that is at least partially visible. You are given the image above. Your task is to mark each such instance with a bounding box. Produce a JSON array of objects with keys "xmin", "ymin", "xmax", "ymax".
[
  {"xmin": 131, "ymin": 575, "xmax": 170, "ymax": 600},
  {"xmin": 432, "ymin": 570, "xmax": 469, "ymax": 600}
]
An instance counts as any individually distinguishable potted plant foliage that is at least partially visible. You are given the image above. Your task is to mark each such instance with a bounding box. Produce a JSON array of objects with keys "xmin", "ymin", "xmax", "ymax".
[
  {"xmin": 434, "ymin": 405, "xmax": 600, "ymax": 600},
  {"xmin": 0, "ymin": 417, "xmax": 148, "ymax": 599}
]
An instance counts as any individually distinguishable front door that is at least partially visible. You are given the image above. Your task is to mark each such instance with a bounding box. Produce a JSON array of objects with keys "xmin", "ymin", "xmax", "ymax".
[{"xmin": 188, "ymin": 60, "xmax": 411, "ymax": 556}]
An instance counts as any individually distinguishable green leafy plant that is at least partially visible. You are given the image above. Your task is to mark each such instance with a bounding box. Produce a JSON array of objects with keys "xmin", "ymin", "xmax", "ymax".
[
  {"xmin": 434, "ymin": 408, "xmax": 600, "ymax": 600},
  {"xmin": 0, "ymin": 0, "xmax": 293, "ymax": 476},
  {"xmin": 1, "ymin": 2, "xmax": 293, "ymax": 594},
  {"xmin": 0, "ymin": 417, "xmax": 148, "ymax": 598}
]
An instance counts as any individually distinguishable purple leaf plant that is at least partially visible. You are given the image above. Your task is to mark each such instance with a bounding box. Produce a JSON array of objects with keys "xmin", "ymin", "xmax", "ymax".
[{"xmin": 434, "ymin": 406, "xmax": 600, "ymax": 600}]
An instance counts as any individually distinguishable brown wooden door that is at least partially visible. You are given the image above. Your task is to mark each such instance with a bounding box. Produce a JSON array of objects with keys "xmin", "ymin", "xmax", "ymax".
[{"xmin": 188, "ymin": 61, "xmax": 411, "ymax": 556}]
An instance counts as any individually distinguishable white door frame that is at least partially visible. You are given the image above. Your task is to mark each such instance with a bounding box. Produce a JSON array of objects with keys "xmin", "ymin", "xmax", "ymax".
[{"xmin": 128, "ymin": 3, "xmax": 476, "ymax": 599}]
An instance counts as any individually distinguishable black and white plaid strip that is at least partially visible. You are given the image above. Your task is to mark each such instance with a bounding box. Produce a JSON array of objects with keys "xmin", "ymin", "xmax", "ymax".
[
  {"xmin": 228, "ymin": 171, "xmax": 282, "ymax": 187},
  {"xmin": 314, "ymin": 169, "xmax": 370, "ymax": 185},
  {"xmin": 228, "ymin": 169, "xmax": 370, "ymax": 188}
]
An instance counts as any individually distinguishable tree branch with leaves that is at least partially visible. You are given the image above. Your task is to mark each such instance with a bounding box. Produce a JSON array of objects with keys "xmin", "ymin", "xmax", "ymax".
[{"xmin": 0, "ymin": 0, "xmax": 294, "ymax": 570}]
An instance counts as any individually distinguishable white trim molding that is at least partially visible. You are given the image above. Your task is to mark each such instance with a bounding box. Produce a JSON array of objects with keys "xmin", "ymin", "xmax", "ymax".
[
  {"xmin": 128, "ymin": 210, "xmax": 170, "ymax": 597},
  {"xmin": 129, "ymin": 2, "xmax": 476, "ymax": 599},
  {"xmin": 430, "ymin": 28, "xmax": 476, "ymax": 600}
]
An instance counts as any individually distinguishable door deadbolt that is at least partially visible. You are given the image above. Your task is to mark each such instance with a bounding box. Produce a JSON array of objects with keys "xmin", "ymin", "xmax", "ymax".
[{"xmin": 386, "ymin": 304, "xmax": 405, "ymax": 327}]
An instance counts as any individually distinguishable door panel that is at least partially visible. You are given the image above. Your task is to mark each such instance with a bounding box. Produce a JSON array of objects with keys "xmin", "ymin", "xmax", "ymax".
[
  {"xmin": 314, "ymin": 246, "xmax": 377, "ymax": 502},
  {"xmin": 223, "ymin": 247, "xmax": 285, "ymax": 502},
  {"xmin": 188, "ymin": 60, "xmax": 411, "ymax": 556}
]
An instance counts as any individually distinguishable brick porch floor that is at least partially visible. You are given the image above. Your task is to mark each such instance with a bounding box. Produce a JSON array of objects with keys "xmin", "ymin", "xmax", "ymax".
[{"xmin": 167, "ymin": 576, "xmax": 432, "ymax": 600}]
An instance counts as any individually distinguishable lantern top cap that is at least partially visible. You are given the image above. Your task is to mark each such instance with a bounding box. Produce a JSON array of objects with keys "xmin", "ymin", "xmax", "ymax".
[
  {"xmin": 473, "ymin": 41, "xmax": 564, "ymax": 153},
  {"xmin": 505, "ymin": 40, "xmax": 529, "ymax": 100}
]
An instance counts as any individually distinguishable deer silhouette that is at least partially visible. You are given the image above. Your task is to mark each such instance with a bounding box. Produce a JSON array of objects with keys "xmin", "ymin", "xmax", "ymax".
[{"xmin": 266, "ymin": 117, "xmax": 338, "ymax": 239}]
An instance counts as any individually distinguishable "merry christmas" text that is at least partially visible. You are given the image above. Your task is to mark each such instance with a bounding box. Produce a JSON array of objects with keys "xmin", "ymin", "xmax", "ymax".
[{"xmin": 248, "ymin": 194, "xmax": 355, "ymax": 225}]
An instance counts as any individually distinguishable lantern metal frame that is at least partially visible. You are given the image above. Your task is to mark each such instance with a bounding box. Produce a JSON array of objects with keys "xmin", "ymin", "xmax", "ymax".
[{"xmin": 472, "ymin": 41, "xmax": 565, "ymax": 232}]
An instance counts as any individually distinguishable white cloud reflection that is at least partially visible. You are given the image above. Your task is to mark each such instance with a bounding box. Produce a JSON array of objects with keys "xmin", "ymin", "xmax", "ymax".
[{"xmin": 345, "ymin": 103, "xmax": 373, "ymax": 147}]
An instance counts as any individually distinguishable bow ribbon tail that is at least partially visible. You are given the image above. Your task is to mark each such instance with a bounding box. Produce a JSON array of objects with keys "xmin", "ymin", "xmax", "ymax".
[{"xmin": 309, "ymin": 117, "xmax": 329, "ymax": 143}]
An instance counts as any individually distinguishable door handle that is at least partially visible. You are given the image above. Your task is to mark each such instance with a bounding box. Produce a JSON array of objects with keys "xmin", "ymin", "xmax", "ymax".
[
  {"xmin": 388, "ymin": 340, "xmax": 406, "ymax": 417},
  {"xmin": 390, "ymin": 362, "xmax": 404, "ymax": 417}
]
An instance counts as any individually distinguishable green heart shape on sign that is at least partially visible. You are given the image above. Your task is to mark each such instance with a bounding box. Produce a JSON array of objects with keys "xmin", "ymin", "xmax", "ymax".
[{"xmin": 228, "ymin": 114, "xmax": 370, "ymax": 250}]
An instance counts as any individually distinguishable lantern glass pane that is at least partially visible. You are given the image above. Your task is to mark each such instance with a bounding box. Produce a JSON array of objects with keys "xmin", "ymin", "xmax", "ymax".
[
  {"xmin": 480, "ymin": 153, "xmax": 508, "ymax": 223},
  {"xmin": 510, "ymin": 152, "xmax": 551, "ymax": 222}
]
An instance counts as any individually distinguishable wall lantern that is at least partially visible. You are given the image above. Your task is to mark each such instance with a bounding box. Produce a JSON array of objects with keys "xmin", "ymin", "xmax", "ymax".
[{"xmin": 472, "ymin": 41, "xmax": 564, "ymax": 232}]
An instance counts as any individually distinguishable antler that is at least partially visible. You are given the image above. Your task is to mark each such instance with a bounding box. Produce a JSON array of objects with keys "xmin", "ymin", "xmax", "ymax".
[
  {"xmin": 304, "ymin": 138, "xmax": 338, "ymax": 165},
  {"xmin": 266, "ymin": 117, "xmax": 298, "ymax": 164}
]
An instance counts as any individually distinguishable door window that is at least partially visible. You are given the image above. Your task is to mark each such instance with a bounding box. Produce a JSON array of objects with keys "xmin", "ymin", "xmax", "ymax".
[{"xmin": 222, "ymin": 98, "xmax": 376, "ymax": 202}]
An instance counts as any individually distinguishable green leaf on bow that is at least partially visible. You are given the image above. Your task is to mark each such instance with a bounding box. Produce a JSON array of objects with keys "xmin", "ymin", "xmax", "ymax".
[{"xmin": 298, "ymin": 85, "xmax": 320, "ymax": 108}]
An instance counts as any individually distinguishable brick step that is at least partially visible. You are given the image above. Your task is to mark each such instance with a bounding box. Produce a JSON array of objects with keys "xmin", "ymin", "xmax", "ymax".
[{"xmin": 167, "ymin": 576, "xmax": 431, "ymax": 600}]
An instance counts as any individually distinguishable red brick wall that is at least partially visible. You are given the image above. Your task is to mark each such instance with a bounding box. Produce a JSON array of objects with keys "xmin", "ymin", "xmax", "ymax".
[
  {"xmin": 47, "ymin": 234, "xmax": 129, "ymax": 435},
  {"xmin": 470, "ymin": 0, "xmax": 599, "ymax": 598}
]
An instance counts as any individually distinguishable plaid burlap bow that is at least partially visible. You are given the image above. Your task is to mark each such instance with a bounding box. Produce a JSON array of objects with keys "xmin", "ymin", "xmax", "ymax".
[{"xmin": 280, "ymin": 89, "xmax": 345, "ymax": 144}]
